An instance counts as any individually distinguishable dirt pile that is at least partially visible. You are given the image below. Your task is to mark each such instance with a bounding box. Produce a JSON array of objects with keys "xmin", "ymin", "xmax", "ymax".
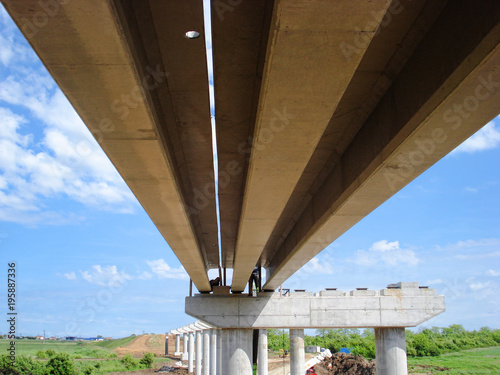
[
  {"xmin": 114, "ymin": 334, "xmax": 166, "ymax": 357},
  {"xmin": 315, "ymin": 352, "xmax": 376, "ymax": 375}
]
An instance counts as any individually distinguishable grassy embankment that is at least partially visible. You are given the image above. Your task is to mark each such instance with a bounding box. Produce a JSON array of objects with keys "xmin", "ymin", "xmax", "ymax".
[
  {"xmin": 0, "ymin": 336, "xmax": 170, "ymax": 374},
  {"xmin": 408, "ymin": 346, "xmax": 500, "ymax": 374}
]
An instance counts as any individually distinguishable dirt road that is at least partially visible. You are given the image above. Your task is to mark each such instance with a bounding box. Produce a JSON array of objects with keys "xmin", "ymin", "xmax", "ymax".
[{"xmin": 114, "ymin": 334, "xmax": 166, "ymax": 357}]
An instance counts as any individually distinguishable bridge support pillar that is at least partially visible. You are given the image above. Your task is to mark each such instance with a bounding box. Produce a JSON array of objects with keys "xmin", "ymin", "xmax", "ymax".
[
  {"xmin": 257, "ymin": 329, "xmax": 268, "ymax": 375},
  {"xmin": 375, "ymin": 327, "xmax": 407, "ymax": 375},
  {"xmin": 220, "ymin": 328, "xmax": 253, "ymax": 375},
  {"xmin": 174, "ymin": 334, "xmax": 181, "ymax": 355},
  {"xmin": 188, "ymin": 331, "xmax": 195, "ymax": 373},
  {"xmin": 290, "ymin": 329, "xmax": 305, "ymax": 375},
  {"xmin": 216, "ymin": 329, "xmax": 222, "ymax": 375},
  {"xmin": 195, "ymin": 330, "xmax": 202, "ymax": 375},
  {"xmin": 182, "ymin": 333, "xmax": 188, "ymax": 361},
  {"xmin": 203, "ymin": 330, "xmax": 210, "ymax": 375},
  {"xmin": 210, "ymin": 329, "xmax": 217, "ymax": 375}
]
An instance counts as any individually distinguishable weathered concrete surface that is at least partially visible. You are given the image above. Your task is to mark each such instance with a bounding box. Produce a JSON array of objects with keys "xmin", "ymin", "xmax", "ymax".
[
  {"xmin": 290, "ymin": 329, "xmax": 305, "ymax": 375},
  {"xmin": 188, "ymin": 331, "xmax": 195, "ymax": 373},
  {"xmin": 258, "ymin": 329, "xmax": 269, "ymax": 375},
  {"xmin": 3, "ymin": 0, "xmax": 499, "ymax": 293},
  {"xmin": 375, "ymin": 328, "xmax": 408, "ymax": 375},
  {"xmin": 195, "ymin": 330, "xmax": 202, "ymax": 375},
  {"xmin": 186, "ymin": 283, "xmax": 444, "ymax": 329},
  {"xmin": 263, "ymin": 1, "xmax": 500, "ymax": 290},
  {"xmin": 0, "ymin": 0, "xmax": 213, "ymax": 292},
  {"xmin": 230, "ymin": 0, "xmax": 393, "ymax": 291},
  {"xmin": 220, "ymin": 329, "xmax": 253, "ymax": 375},
  {"xmin": 210, "ymin": 329, "xmax": 217, "ymax": 375}
]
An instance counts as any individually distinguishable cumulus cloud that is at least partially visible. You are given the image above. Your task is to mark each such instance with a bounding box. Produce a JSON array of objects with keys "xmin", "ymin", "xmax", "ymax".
[
  {"xmin": 352, "ymin": 240, "xmax": 419, "ymax": 267},
  {"xmin": 469, "ymin": 281, "xmax": 492, "ymax": 291},
  {"xmin": 80, "ymin": 265, "xmax": 132, "ymax": 287},
  {"xmin": 453, "ymin": 121, "xmax": 500, "ymax": 154},
  {"xmin": 146, "ymin": 259, "xmax": 189, "ymax": 280},
  {"xmin": 0, "ymin": 25, "xmax": 137, "ymax": 224},
  {"xmin": 301, "ymin": 256, "xmax": 334, "ymax": 275},
  {"xmin": 486, "ymin": 269, "xmax": 500, "ymax": 277}
]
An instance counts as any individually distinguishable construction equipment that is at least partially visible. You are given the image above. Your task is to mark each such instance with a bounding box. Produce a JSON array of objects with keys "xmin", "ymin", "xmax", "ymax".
[
  {"xmin": 278, "ymin": 349, "xmax": 289, "ymax": 358},
  {"xmin": 306, "ymin": 368, "xmax": 317, "ymax": 375}
]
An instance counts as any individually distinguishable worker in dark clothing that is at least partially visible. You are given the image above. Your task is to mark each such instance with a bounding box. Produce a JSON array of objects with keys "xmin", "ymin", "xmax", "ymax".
[
  {"xmin": 248, "ymin": 267, "xmax": 261, "ymax": 295},
  {"xmin": 209, "ymin": 276, "xmax": 220, "ymax": 291}
]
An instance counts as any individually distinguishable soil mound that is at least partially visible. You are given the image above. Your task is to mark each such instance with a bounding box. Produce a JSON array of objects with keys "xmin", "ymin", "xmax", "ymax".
[
  {"xmin": 315, "ymin": 352, "xmax": 376, "ymax": 375},
  {"xmin": 114, "ymin": 334, "xmax": 166, "ymax": 357}
]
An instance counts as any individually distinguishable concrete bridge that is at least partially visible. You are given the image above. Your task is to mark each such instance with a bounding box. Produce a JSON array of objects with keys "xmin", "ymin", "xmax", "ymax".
[{"xmin": 3, "ymin": 0, "xmax": 499, "ymax": 374}]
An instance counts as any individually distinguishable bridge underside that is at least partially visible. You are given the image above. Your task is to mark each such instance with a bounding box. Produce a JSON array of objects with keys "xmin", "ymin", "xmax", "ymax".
[{"xmin": 3, "ymin": 0, "xmax": 499, "ymax": 292}]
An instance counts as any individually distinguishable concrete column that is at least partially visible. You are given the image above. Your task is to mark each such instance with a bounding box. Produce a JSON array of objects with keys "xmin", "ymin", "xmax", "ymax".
[
  {"xmin": 258, "ymin": 329, "xmax": 268, "ymax": 375},
  {"xmin": 289, "ymin": 329, "xmax": 305, "ymax": 375},
  {"xmin": 375, "ymin": 328, "xmax": 408, "ymax": 375},
  {"xmin": 183, "ymin": 333, "xmax": 188, "ymax": 359},
  {"xmin": 175, "ymin": 334, "xmax": 181, "ymax": 355},
  {"xmin": 188, "ymin": 331, "xmax": 195, "ymax": 373},
  {"xmin": 210, "ymin": 329, "xmax": 217, "ymax": 375},
  {"xmin": 220, "ymin": 329, "xmax": 253, "ymax": 375},
  {"xmin": 203, "ymin": 330, "xmax": 210, "ymax": 375},
  {"xmin": 216, "ymin": 329, "xmax": 222, "ymax": 375},
  {"xmin": 196, "ymin": 330, "xmax": 202, "ymax": 375}
]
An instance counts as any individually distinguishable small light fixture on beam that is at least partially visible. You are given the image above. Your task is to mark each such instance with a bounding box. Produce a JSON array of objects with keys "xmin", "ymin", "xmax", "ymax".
[{"xmin": 185, "ymin": 30, "xmax": 200, "ymax": 39}]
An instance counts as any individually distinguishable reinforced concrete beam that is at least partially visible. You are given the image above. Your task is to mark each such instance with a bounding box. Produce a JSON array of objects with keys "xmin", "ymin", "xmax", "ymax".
[
  {"xmin": 211, "ymin": 0, "xmax": 275, "ymax": 269},
  {"xmin": 263, "ymin": 1, "xmax": 500, "ymax": 290},
  {"xmin": 186, "ymin": 282, "xmax": 445, "ymax": 329},
  {"xmin": 231, "ymin": 0, "xmax": 394, "ymax": 292},
  {"xmin": 1, "ymin": 0, "xmax": 214, "ymax": 292}
]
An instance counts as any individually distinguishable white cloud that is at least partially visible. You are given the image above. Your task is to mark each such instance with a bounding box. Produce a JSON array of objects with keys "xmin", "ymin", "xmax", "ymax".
[
  {"xmin": 62, "ymin": 271, "xmax": 76, "ymax": 280},
  {"xmin": 437, "ymin": 238, "xmax": 500, "ymax": 252},
  {"xmin": 453, "ymin": 121, "xmax": 500, "ymax": 154},
  {"xmin": 464, "ymin": 187, "xmax": 478, "ymax": 193},
  {"xmin": 301, "ymin": 256, "xmax": 334, "ymax": 275},
  {"xmin": 352, "ymin": 240, "xmax": 419, "ymax": 267},
  {"xmin": 469, "ymin": 281, "xmax": 492, "ymax": 291},
  {"xmin": 80, "ymin": 265, "xmax": 132, "ymax": 287},
  {"xmin": 486, "ymin": 269, "xmax": 500, "ymax": 277},
  {"xmin": 0, "ymin": 69, "xmax": 136, "ymax": 224},
  {"xmin": 146, "ymin": 259, "xmax": 189, "ymax": 280}
]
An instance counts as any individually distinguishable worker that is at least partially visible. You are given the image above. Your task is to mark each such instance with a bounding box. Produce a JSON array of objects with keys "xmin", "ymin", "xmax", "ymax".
[
  {"xmin": 209, "ymin": 276, "xmax": 221, "ymax": 291},
  {"xmin": 248, "ymin": 267, "xmax": 260, "ymax": 295}
]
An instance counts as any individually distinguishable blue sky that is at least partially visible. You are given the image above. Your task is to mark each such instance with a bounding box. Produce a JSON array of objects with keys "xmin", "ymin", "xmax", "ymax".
[{"xmin": 1, "ymin": 4, "xmax": 499, "ymax": 338}]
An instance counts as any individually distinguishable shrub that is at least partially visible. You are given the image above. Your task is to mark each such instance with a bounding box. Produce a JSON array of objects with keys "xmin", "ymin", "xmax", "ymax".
[
  {"xmin": 121, "ymin": 354, "xmax": 138, "ymax": 370},
  {"xmin": 139, "ymin": 352, "xmax": 155, "ymax": 368},
  {"xmin": 36, "ymin": 350, "xmax": 48, "ymax": 359},
  {"xmin": 47, "ymin": 353, "xmax": 75, "ymax": 375},
  {"xmin": 0, "ymin": 354, "xmax": 20, "ymax": 375},
  {"xmin": 16, "ymin": 356, "xmax": 47, "ymax": 375},
  {"xmin": 45, "ymin": 349, "xmax": 57, "ymax": 358}
]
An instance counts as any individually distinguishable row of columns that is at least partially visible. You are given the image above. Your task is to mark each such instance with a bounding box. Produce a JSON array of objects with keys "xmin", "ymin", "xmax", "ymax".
[
  {"xmin": 173, "ymin": 327, "xmax": 407, "ymax": 375},
  {"xmin": 172, "ymin": 328, "xmax": 308, "ymax": 374}
]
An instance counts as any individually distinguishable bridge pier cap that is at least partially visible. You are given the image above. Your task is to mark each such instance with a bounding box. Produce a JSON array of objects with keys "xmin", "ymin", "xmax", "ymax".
[{"xmin": 185, "ymin": 282, "xmax": 445, "ymax": 329}]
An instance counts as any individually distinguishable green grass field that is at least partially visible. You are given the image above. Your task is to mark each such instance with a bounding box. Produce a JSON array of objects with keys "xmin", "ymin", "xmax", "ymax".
[
  {"xmin": 408, "ymin": 347, "xmax": 500, "ymax": 374},
  {"xmin": 0, "ymin": 339, "xmax": 82, "ymax": 356},
  {"xmin": 0, "ymin": 337, "xmax": 132, "ymax": 358}
]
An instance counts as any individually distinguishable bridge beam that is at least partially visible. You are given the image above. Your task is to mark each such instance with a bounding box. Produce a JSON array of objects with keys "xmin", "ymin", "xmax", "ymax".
[{"xmin": 263, "ymin": 0, "xmax": 500, "ymax": 290}]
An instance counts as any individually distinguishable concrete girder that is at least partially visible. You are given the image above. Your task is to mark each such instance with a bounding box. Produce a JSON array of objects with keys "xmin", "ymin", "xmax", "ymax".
[
  {"xmin": 0, "ymin": 0, "xmax": 213, "ymax": 292},
  {"xmin": 263, "ymin": 1, "xmax": 500, "ymax": 290},
  {"xmin": 231, "ymin": 0, "xmax": 394, "ymax": 292},
  {"xmin": 211, "ymin": 0, "xmax": 276, "ymax": 269},
  {"xmin": 257, "ymin": 0, "xmax": 444, "ymax": 267}
]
